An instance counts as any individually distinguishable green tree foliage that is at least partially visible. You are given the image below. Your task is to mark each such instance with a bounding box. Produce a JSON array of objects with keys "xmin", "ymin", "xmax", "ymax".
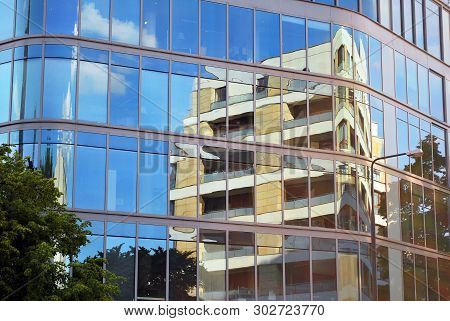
[{"xmin": 0, "ymin": 145, "xmax": 120, "ymax": 300}]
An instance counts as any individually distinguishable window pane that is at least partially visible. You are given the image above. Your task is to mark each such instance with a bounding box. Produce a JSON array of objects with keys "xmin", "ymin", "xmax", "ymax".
[
  {"xmin": 0, "ymin": 0, "xmax": 14, "ymax": 40},
  {"xmin": 421, "ymin": 125, "xmax": 433, "ymax": 180},
  {"xmin": 429, "ymin": 72, "xmax": 444, "ymax": 121},
  {"xmin": 139, "ymin": 152, "xmax": 167, "ymax": 215},
  {"xmin": 106, "ymin": 236, "xmax": 135, "ymax": 300},
  {"xmin": 311, "ymin": 163, "xmax": 335, "ymax": 228},
  {"xmin": 171, "ymin": 74, "xmax": 198, "ymax": 134},
  {"xmin": 412, "ymin": 184, "xmax": 425, "ymax": 246},
  {"xmin": 403, "ymin": 0, "xmax": 413, "ymax": 41},
  {"xmin": 43, "ymin": 58, "xmax": 77, "ymax": 119},
  {"xmin": 354, "ymin": 30, "xmax": 369, "ymax": 84},
  {"xmin": 75, "ymin": 146, "xmax": 106, "ymax": 210},
  {"xmin": 369, "ymin": 37, "xmax": 382, "ymax": 91},
  {"xmin": 141, "ymin": 70, "xmax": 169, "ymax": 130},
  {"xmin": 76, "ymin": 234, "xmax": 104, "ymax": 263},
  {"xmin": 415, "ymin": 255, "xmax": 427, "ymax": 300},
  {"xmin": 0, "ymin": 62, "xmax": 11, "ymax": 123},
  {"xmin": 336, "ymin": 162, "xmax": 357, "ymax": 231},
  {"xmin": 255, "ymin": 11, "xmax": 280, "ymax": 67},
  {"xmin": 335, "ymin": 86, "xmax": 355, "ymax": 153},
  {"xmin": 338, "ymin": 240, "xmax": 359, "ymax": 300},
  {"xmin": 283, "ymin": 156, "xmax": 308, "ymax": 226},
  {"xmin": 360, "ymin": 243, "xmax": 375, "ymax": 300},
  {"xmin": 201, "ymin": 1, "xmax": 226, "ymax": 59},
  {"xmin": 256, "ymin": 153, "xmax": 282, "ymax": 224},
  {"xmin": 406, "ymin": 59, "xmax": 418, "ymax": 108},
  {"xmin": 282, "ymin": 16, "xmax": 306, "ymax": 71},
  {"xmin": 15, "ymin": 0, "xmax": 43, "ymax": 36},
  {"xmin": 432, "ymin": 126, "xmax": 447, "ymax": 185},
  {"xmin": 285, "ymin": 235, "xmax": 310, "ymax": 300},
  {"xmin": 80, "ymin": 0, "xmax": 110, "ymax": 40},
  {"xmin": 418, "ymin": 65, "xmax": 429, "ymax": 114},
  {"xmin": 138, "ymin": 237, "xmax": 166, "ymax": 300},
  {"xmin": 426, "ymin": 0, "xmax": 441, "ymax": 58},
  {"xmin": 379, "ymin": 0, "xmax": 391, "ymax": 28},
  {"xmin": 282, "ymin": 78, "xmax": 307, "ymax": 147},
  {"xmin": 376, "ymin": 246, "xmax": 390, "ymax": 300},
  {"xmin": 394, "ymin": 52, "xmax": 407, "ymax": 103},
  {"xmin": 142, "ymin": 0, "xmax": 169, "ymax": 49},
  {"xmin": 382, "ymin": 46, "xmax": 395, "ymax": 97},
  {"xmin": 229, "ymin": 232, "xmax": 255, "ymax": 301},
  {"xmin": 392, "ymin": 0, "xmax": 402, "ymax": 35},
  {"xmin": 333, "ymin": 25, "xmax": 353, "ymax": 79},
  {"xmin": 46, "ymin": 0, "xmax": 78, "ymax": 35},
  {"xmin": 110, "ymin": 65, "xmax": 139, "ymax": 127},
  {"xmin": 400, "ymin": 180, "xmax": 413, "ymax": 244},
  {"xmin": 308, "ymin": 20, "xmax": 331, "ymax": 75},
  {"xmin": 255, "ymin": 75, "xmax": 281, "ymax": 144},
  {"xmin": 415, "ymin": 0, "xmax": 425, "ymax": 48},
  {"xmin": 371, "ymin": 105, "xmax": 384, "ymax": 158},
  {"xmin": 172, "ymin": 0, "xmax": 198, "ymax": 54},
  {"xmin": 362, "ymin": 0, "xmax": 378, "ymax": 21},
  {"xmin": 436, "ymin": 191, "xmax": 449, "ymax": 254},
  {"xmin": 111, "ymin": 0, "xmax": 139, "ymax": 45},
  {"xmin": 312, "ymin": 238, "xmax": 337, "ymax": 300},
  {"xmin": 108, "ymin": 149, "xmax": 137, "ymax": 212},
  {"xmin": 257, "ymin": 234, "xmax": 283, "ymax": 300},
  {"xmin": 338, "ymin": 0, "xmax": 358, "ymax": 11},
  {"xmin": 229, "ymin": 6, "xmax": 253, "ymax": 63},
  {"xmin": 424, "ymin": 188, "xmax": 436, "ymax": 249},
  {"xmin": 356, "ymin": 94, "xmax": 371, "ymax": 157},
  {"xmin": 402, "ymin": 251, "xmax": 415, "ymax": 300},
  {"xmin": 409, "ymin": 124, "xmax": 421, "ymax": 176},
  {"xmin": 78, "ymin": 61, "xmax": 108, "ymax": 123},
  {"xmin": 228, "ymin": 80, "xmax": 254, "ymax": 141},
  {"xmin": 438, "ymin": 258, "xmax": 450, "ymax": 300},
  {"xmin": 427, "ymin": 257, "xmax": 439, "ymax": 300}
]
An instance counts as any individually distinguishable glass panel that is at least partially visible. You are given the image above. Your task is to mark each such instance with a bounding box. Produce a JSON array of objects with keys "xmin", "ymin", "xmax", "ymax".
[
  {"xmin": 142, "ymin": 0, "xmax": 169, "ymax": 49},
  {"xmin": 172, "ymin": 0, "xmax": 198, "ymax": 54},
  {"xmin": 75, "ymin": 146, "xmax": 106, "ymax": 210},
  {"xmin": 110, "ymin": 65, "xmax": 139, "ymax": 127},
  {"xmin": 412, "ymin": 184, "xmax": 425, "ymax": 246},
  {"xmin": 255, "ymin": 10, "xmax": 280, "ymax": 67},
  {"xmin": 424, "ymin": 187, "xmax": 436, "ymax": 249},
  {"xmin": 403, "ymin": 0, "xmax": 414, "ymax": 41},
  {"xmin": 81, "ymin": 0, "xmax": 110, "ymax": 40},
  {"xmin": 283, "ymin": 155, "xmax": 308, "ymax": 226},
  {"xmin": 429, "ymin": 72, "xmax": 444, "ymax": 121},
  {"xmin": 415, "ymin": 0, "xmax": 425, "ymax": 48},
  {"xmin": 353, "ymin": 30, "xmax": 368, "ymax": 84},
  {"xmin": 170, "ymin": 143, "xmax": 198, "ymax": 218},
  {"xmin": 338, "ymin": 240, "xmax": 359, "ymax": 301},
  {"xmin": 392, "ymin": 0, "xmax": 402, "ymax": 35},
  {"xmin": 282, "ymin": 78, "xmax": 307, "ymax": 147},
  {"xmin": 308, "ymin": 20, "xmax": 331, "ymax": 75},
  {"xmin": 310, "ymin": 160, "xmax": 335, "ymax": 228},
  {"xmin": 255, "ymin": 75, "xmax": 281, "ymax": 144},
  {"xmin": 139, "ymin": 152, "xmax": 167, "ymax": 215},
  {"xmin": 229, "ymin": 232, "xmax": 255, "ymax": 301},
  {"xmin": 426, "ymin": 0, "xmax": 441, "ymax": 58},
  {"xmin": 282, "ymin": 16, "xmax": 306, "ymax": 71},
  {"xmin": 382, "ymin": 45, "xmax": 395, "ymax": 97},
  {"xmin": 432, "ymin": 126, "xmax": 447, "ymax": 186},
  {"xmin": 76, "ymin": 234, "xmax": 104, "ymax": 263},
  {"xmin": 356, "ymin": 97, "xmax": 371, "ymax": 157},
  {"xmin": 138, "ymin": 234, "xmax": 166, "ymax": 300},
  {"xmin": 256, "ymin": 153, "xmax": 282, "ymax": 224},
  {"xmin": 199, "ymin": 229, "xmax": 226, "ymax": 300},
  {"xmin": 141, "ymin": 70, "xmax": 169, "ymax": 131},
  {"xmin": 409, "ymin": 124, "xmax": 421, "ymax": 176},
  {"xmin": 338, "ymin": 0, "xmax": 358, "ymax": 11},
  {"xmin": 285, "ymin": 235, "xmax": 310, "ymax": 300},
  {"xmin": 427, "ymin": 257, "xmax": 439, "ymax": 300},
  {"xmin": 111, "ymin": 0, "xmax": 139, "ymax": 45},
  {"xmin": 400, "ymin": 179, "xmax": 413, "ymax": 244},
  {"xmin": 228, "ymin": 80, "xmax": 254, "ymax": 142},
  {"xmin": 394, "ymin": 52, "xmax": 407, "ymax": 103},
  {"xmin": 371, "ymin": 106, "xmax": 384, "ymax": 158},
  {"xmin": 369, "ymin": 37, "xmax": 382, "ymax": 91},
  {"xmin": 78, "ymin": 61, "xmax": 107, "ymax": 123},
  {"xmin": 15, "ymin": 0, "xmax": 43, "ymax": 36},
  {"xmin": 199, "ymin": 146, "xmax": 226, "ymax": 220},
  {"xmin": 201, "ymin": 1, "xmax": 226, "ymax": 59},
  {"xmin": 335, "ymin": 86, "xmax": 355, "ymax": 153},
  {"xmin": 257, "ymin": 234, "xmax": 283, "ymax": 300},
  {"xmin": 312, "ymin": 238, "xmax": 337, "ymax": 300},
  {"xmin": 0, "ymin": 0, "xmax": 14, "ymax": 40},
  {"xmin": 406, "ymin": 59, "xmax": 418, "ymax": 108},
  {"xmin": 43, "ymin": 58, "xmax": 77, "ymax": 120},
  {"xmin": 360, "ymin": 243, "xmax": 375, "ymax": 300},
  {"xmin": 435, "ymin": 191, "xmax": 449, "ymax": 254},
  {"xmin": 438, "ymin": 258, "xmax": 450, "ymax": 300},
  {"xmin": 228, "ymin": 6, "xmax": 253, "ymax": 63},
  {"xmin": 421, "ymin": 123, "xmax": 433, "ymax": 180},
  {"xmin": 418, "ymin": 65, "xmax": 429, "ymax": 114},
  {"xmin": 362, "ymin": 0, "xmax": 378, "ymax": 21},
  {"xmin": 376, "ymin": 245, "xmax": 390, "ymax": 300},
  {"xmin": 333, "ymin": 25, "xmax": 353, "ymax": 79},
  {"xmin": 106, "ymin": 235, "xmax": 135, "ymax": 300},
  {"xmin": 46, "ymin": 0, "xmax": 78, "ymax": 35},
  {"xmin": 415, "ymin": 254, "xmax": 427, "ymax": 300},
  {"xmin": 379, "ymin": 0, "xmax": 391, "ymax": 28},
  {"xmin": 374, "ymin": 170, "xmax": 387, "ymax": 236},
  {"xmin": 0, "ymin": 62, "xmax": 11, "ymax": 123},
  {"xmin": 336, "ymin": 162, "xmax": 357, "ymax": 231},
  {"xmin": 402, "ymin": 251, "xmax": 415, "ymax": 300},
  {"xmin": 171, "ymin": 73, "xmax": 198, "ymax": 135}
]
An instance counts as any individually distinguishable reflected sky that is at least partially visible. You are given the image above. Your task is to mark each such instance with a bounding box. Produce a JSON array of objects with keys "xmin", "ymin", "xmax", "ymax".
[
  {"xmin": 46, "ymin": 0, "xmax": 79, "ymax": 35},
  {"xmin": 78, "ymin": 61, "xmax": 108, "ymax": 123},
  {"xmin": 141, "ymin": 70, "xmax": 169, "ymax": 131},
  {"xmin": 229, "ymin": 6, "xmax": 253, "ymax": 63},
  {"xmin": 81, "ymin": 0, "xmax": 110, "ymax": 40},
  {"xmin": 142, "ymin": 0, "xmax": 169, "ymax": 49},
  {"xmin": 112, "ymin": 0, "xmax": 140, "ymax": 45}
]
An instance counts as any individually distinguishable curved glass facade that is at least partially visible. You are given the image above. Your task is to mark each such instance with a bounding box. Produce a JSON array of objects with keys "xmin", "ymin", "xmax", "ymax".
[{"xmin": 0, "ymin": 0, "xmax": 449, "ymax": 301}]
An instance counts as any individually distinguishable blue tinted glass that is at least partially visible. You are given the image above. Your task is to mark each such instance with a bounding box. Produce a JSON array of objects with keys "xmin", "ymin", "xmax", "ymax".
[
  {"xmin": 396, "ymin": 108, "xmax": 407, "ymax": 122},
  {"xmin": 139, "ymin": 224, "xmax": 166, "ymax": 239},
  {"xmin": 0, "ymin": 49, "xmax": 12, "ymax": 64},
  {"xmin": 426, "ymin": 0, "xmax": 441, "ymax": 58},
  {"xmin": 255, "ymin": 11, "xmax": 280, "ymax": 67},
  {"xmin": 45, "ymin": 45, "xmax": 77, "ymax": 59},
  {"xmin": 14, "ymin": 45, "xmax": 42, "ymax": 60},
  {"xmin": 369, "ymin": 37, "xmax": 382, "ymax": 91},
  {"xmin": 418, "ymin": 65, "xmax": 429, "ymax": 114},
  {"xmin": 15, "ymin": 0, "xmax": 44, "ymax": 36},
  {"xmin": 109, "ymin": 135, "xmax": 138, "ymax": 151},
  {"xmin": 142, "ymin": 0, "xmax": 169, "ymax": 49},
  {"xmin": 111, "ymin": 52, "xmax": 139, "ymax": 68},
  {"xmin": 107, "ymin": 222, "xmax": 136, "ymax": 237},
  {"xmin": 43, "ymin": 58, "xmax": 77, "ymax": 119},
  {"xmin": 81, "ymin": 0, "xmax": 110, "ymax": 40},
  {"xmin": 78, "ymin": 61, "xmax": 108, "ymax": 123},
  {"xmin": 76, "ymin": 235, "xmax": 104, "ymax": 262},
  {"xmin": 282, "ymin": 16, "xmax": 306, "ymax": 71},
  {"xmin": 41, "ymin": 129, "xmax": 74, "ymax": 144},
  {"xmin": 392, "ymin": 0, "xmax": 402, "ymax": 35},
  {"xmin": 313, "ymin": 0, "xmax": 334, "ymax": 4},
  {"xmin": 308, "ymin": 20, "xmax": 331, "ymax": 75},
  {"xmin": 429, "ymin": 72, "xmax": 444, "ymax": 121},
  {"xmin": 394, "ymin": 52, "xmax": 407, "ymax": 103},
  {"xmin": 172, "ymin": 61, "xmax": 198, "ymax": 76},
  {"xmin": 9, "ymin": 130, "xmax": 38, "ymax": 144},
  {"xmin": 108, "ymin": 149, "xmax": 137, "ymax": 212},
  {"xmin": 139, "ymin": 153, "xmax": 168, "ymax": 215},
  {"xmin": 75, "ymin": 146, "xmax": 106, "ymax": 210},
  {"xmin": 0, "ymin": 62, "xmax": 11, "ymax": 123},
  {"xmin": 201, "ymin": 1, "xmax": 226, "ymax": 59},
  {"xmin": 171, "ymin": 74, "xmax": 198, "ymax": 134},
  {"xmin": 140, "ymin": 139, "xmax": 168, "ymax": 154},
  {"xmin": 338, "ymin": 0, "xmax": 358, "ymax": 11},
  {"xmin": 86, "ymin": 220, "xmax": 104, "ymax": 235},
  {"xmin": 406, "ymin": 59, "xmax": 418, "ymax": 109},
  {"xmin": 229, "ymin": 6, "xmax": 253, "ymax": 63},
  {"xmin": 110, "ymin": 66, "xmax": 139, "ymax": 127},
  {"xmin": 111, "ymin": 0, "xmax": 140, "ymax": 45},
  {"xmin": 142, "ymin": 57, "xmax": 169, "ymax": 72},
  {"xmin": 141, "ymin": 70, "xmax": 169, "ymax": 131},
  {"xmin": 362, "ymin": 0, "xmax": 378, "ymax": 21},
  {"xmin": 80, "ymin": 47, "xmax": 109, "ymax": 64},
  {"xmin": 0, "ymin": 0, "xmax": 14, "ymax": 40},
  {"xmin": 46, "ymin": 0, "xmax": 79, "ymax": 35},
  {"xmin": 77, "ymin": 132, "xmax": 107, "ymax": 147},
  {"xmin": 0, "ymin": 133, "xmax": 7, "ymax": 144},
  {"xmin": 172, "ymin": 0, "xmax": 198, "ymax": 54}
]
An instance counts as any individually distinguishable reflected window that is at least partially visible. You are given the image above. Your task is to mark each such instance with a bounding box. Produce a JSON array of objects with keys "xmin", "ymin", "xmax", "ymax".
[
  {"xmin": 353, "ymin": 30, "xmax": 368, "ymax": 84},
  {"xmin": 111, "ymin": 0, "xmax": 139, "ymax": 45},
  {"xmin": 312, "ymin": 238, "xmax": 337, "ymax": 300},
  {"xmin": 229, "ymin": 232, "xmax": 255, "ymax": 301},
  {"xmin": 201, "ymin": 1, "xmax": 226, "ymax": 59},
  {"xmin": 229, "ymin": 6, "xmax": 253, "ymax": 63},
  {"xmin": 0, "ymin": 60, "xmax": 11, "ymax": 123},
  {"xmin": 142, "ymin": 0, "xmax": 169, "ymax": 49},
  {"xmin": 402, "ymin": 251, "xmax": 415, "ymax": 300},
  {"xmin": 283, "ymin": 155, "xmax": 309, "ymax": 226},
  {"xmin": 394, "ymin": 52, "xmax": 407, "ymax": 103},
  {"xmin": 333, "ymin": 25, "xmax": 353, "ymax": 79},
  {"xmin": 256, "ymin": 153, "xmax": 282, "ymax": 224},
  {"xmin": 355, "ymin": 91, "xmax": 371, "ymax": 157},
  {"xmin": 46, "ymin": 0, "xmax": 78, "ymax": 35},
  {"xmin": 255, "ymin": 11, "xmax": 280, "ymax": 67},
  {"xmin": 369, "ymin": 37, "xmax": 382, "ymax": 91},
  {"xmin": 310, "ymin": 159, "xmax": 335, "ymax": 228},
  {"xmin": 370, "ymin": 98, "xmax": 384, "ymax": 158},
  {"xmin": 335, "ymin": 86, "xmax": 355, "ymax": 153},
  {"xmin": 255, "ymin": 75, "xmax": 281, "ymax": 144},
  {"xmin": 309, "ymin": 82, "xmax": 333, "ymax": 150},
  {"xmin": 141, "ymin": 67, "xmax": 169, "ymax": 131},
  {"xmin": 308, "ymin": 20, "xmax": 331, "ymax": 75},
  {"xmin": 285, "ymin": 235, "xmax": 310, "ymax": 300},
  {"xmin": 338, "ymin": 240, "xmax": 359, "ymax": 301},
  {"xmin": 358, "ymin": 166, "xmax": 371, "ymax": 233},
  {"xmin": 228, "ymin": 71, "xmax": 254, "ymax": 142},
  {"xmin": 257, "ymin": 234, "xmax": 283, "ymax": 300},
  {"xmin": 360, "ymin": 243, "xmax": 375, "ymax": 300},
  {"xmin": 172, "ymin": 0, "xmax": 198, "ymax": 54},
  {"xmin": 282, "ymin": 16, "xmax": 306, "ymax": 71},
  {"xmin": 15, "ymin": 0, "xmax": 43, "ymax": 36},
  {"xmin": 282, "ymin": 78, "xmax": 307, "ymax": 147},
  {"xmin": 81, "ymin": 0, "xmax": 110, "ymax": 40},
  {"xmin": 429, "ymin": 72, "xmax": 444, "ymax": 121},
  {"xmin": 336, "ymin": 162, "xmax": 357, "ymax": 231},
  {"xmin": 376, "ymin": 246, "xmax": 390, "ymax": 300}
]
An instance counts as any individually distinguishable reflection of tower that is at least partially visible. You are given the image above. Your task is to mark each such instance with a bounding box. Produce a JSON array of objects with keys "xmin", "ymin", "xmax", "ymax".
[{"xmin": 53, "ymin": 146, "xmax": 69, "ymax": 205}]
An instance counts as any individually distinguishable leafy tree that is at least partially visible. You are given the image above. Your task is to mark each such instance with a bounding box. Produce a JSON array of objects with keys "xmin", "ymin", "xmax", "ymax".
[{"xmin": 0, "ymin": 145, "xmax": 120, "ymax": 300}]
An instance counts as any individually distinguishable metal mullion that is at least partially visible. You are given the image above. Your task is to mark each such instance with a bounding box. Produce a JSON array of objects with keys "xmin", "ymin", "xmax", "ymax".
[
  {"xmin": 75, "ymin": 45, "xmax": 80, "ymax": 122},
  {"xmin": 356, "ymin": 163, "xmax": 360, "ymax": 232},
  {"xmin": 134, "ymin": 223, "xmax": 139, "ymax": 301},
  {"xmin": 305, "ymin": 18, "xmax": 309, "ymax": 76},
  {"xmin": 413, "ymin": 253, "xmax": 417, "ymax": 300},
  {"xmin": 281, "ymin": 139, "xmax": 285, "ymax": 225},
  {"xmin": 107, "ymin": 50, "xmax": 111, "ymax": 125},
  {"xmin": 139, "ymin": 0, "xmax": 143, "ymax": 47},
  {"xmin": 169, "ymin": 0, "xmax": 172, "ymax": 51},
  {"xmin": 335, "ymin": 237, "xmax": 338, "ymax": 300},
  {"xmin": 198, "ymin": 0, "xmax": 201, "ymax": 57},
  {"xmin": 166, "ymin": 227, "xmax": 170, "ymax": 300},
  {"xmin": 308, "ymin": 156, "xmax": 312, "ymax": 228},
  {"xmin": 253, "ymin": 72, "xmax": 256, "ymax": 225},
  {"xmin": 105, "ymin": 133, "xmax": 109, "ymax": 213},
  {"xmin": 358, "ymin": 241, "xmax": 362, "ymax": 301},
  {"xmin": 309, "ymin": 236, "xmax": 313, "ymax": 300},
  {"xmin": 8, "ymin": 45, "xmax": 14, "ymax": 123},
  {"xmin": 225, "ymin": 229, "xmax": 229, "ymax": 301},
  {"xmin": 168, "ymin": 60, "xmax": 172, "ymax": 136},
  {"xmin": 77, "ymin": 0, "xmax": 81, "ymax": 37},
  {"xmin": 282, "ymin": 231, "xmax": 286, "ymax": 300},
  {"xmin": 39, "ymin": 43, "xmax": 45, "ymax": 120},
  {"xmin": 334, "ymin": 155, "xmax": 338, "ymax": 229},
  {"xmin": 196, "ymin": 227, "xmax": 199, "ymax": 300},
  {"xmin": 12, "ymin": 0, "xmax": 17, "ymax": 38},
  {"xmin": 103, "ymin": 221, "xmax": 107, "ymax": 284},
  {"xmin": 109, "ymin": 0, "xmax": 113, "ymax": 41},
  {"xmin": 226, "ymin": 2, "xmax": 229, "ymax": 61},
  {"xmin": 196, "ymin": 140, "xmax": 200, "ymax": 220},
  {"xmin": 436, "ymin": 256, "xmax": 440, "ymax": 301},
  {"xmin": 279, "ymin": 12, "xmax": 283, "ymax": 69},
  {"xmin": 424, "ymin": 254, "xmax": 429, "ymax": 301},
  {"xmin": 254, "ymin": 231, "xmax": 258, "ymax": 300},
  {"xmin": 225, "ymin": 70, "xmax": 229, "ymax": 221},
  {"xmin": 73, "ymin": 130, "xmax": 78, "ymax": 211},
  {"xmin": 137, "ymin": 59, "xmax": 142, "ymax": 214}
]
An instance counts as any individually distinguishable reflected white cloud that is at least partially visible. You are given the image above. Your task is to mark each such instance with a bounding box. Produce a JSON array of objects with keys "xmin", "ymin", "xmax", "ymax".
[{"xmin": 81, "ymin": 2, "xmax": 109, "ymax": 38}]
